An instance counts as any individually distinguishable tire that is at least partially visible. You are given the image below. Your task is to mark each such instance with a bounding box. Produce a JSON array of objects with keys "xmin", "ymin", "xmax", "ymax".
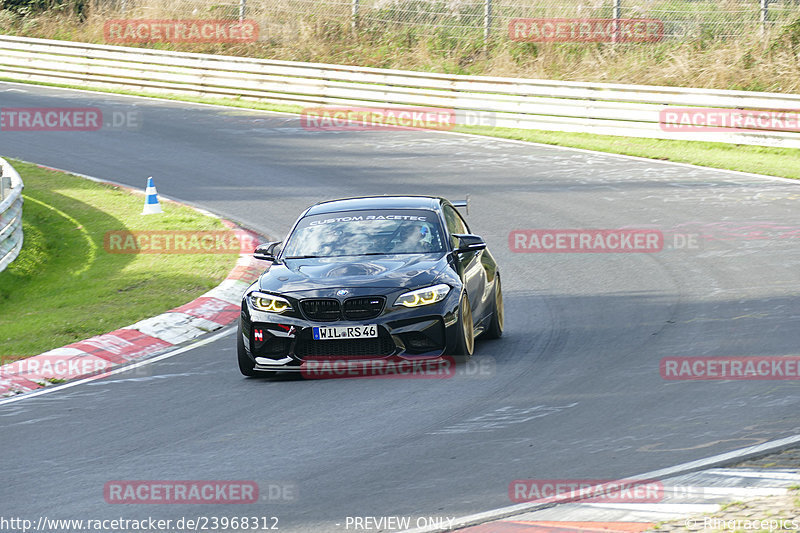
[
  {"xmin": 453, "ymin": 293, "xmax": 475, "ymax": 358},
  {"xmin": 483, "ymin": 275, "xmax": 504, "ymax": 340},
  {"xmin": 237, "ymin": 322, "xmax": 260, "ymax": 377}
]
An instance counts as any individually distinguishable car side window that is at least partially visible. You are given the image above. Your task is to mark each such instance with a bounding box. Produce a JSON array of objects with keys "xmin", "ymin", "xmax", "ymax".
[{"xmin": 443, "ymin": 205, "xmax": 468, "ymax": 247}]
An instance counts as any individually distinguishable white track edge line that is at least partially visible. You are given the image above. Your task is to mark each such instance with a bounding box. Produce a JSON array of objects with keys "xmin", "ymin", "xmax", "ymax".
[
  {"xmin": 0, "ymin": 327, "xmax": 234, "ymax": 406},
  {"xmin": 400, "ymin": 433, "xmax": 800, "ymax": 532},
  {"xmin": 0, "ymin": 162, "xmax": 266, "ymax": 403},
  {"xmin": 4, "ymin": 80, "xmax": 800, "ymax": 524},
  {"xmin": 2, "ymin": 79, "xmax": 799, "ymax": 186}
]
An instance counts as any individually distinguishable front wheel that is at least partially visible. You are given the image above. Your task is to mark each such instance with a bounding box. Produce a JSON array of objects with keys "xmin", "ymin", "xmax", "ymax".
[
  {"xmin": 483, "ymin": 276, "xmax": 504, "ymax": 339},
  {"xmin": 453, "ymin": 294, "xmax": 475, "ymax": 358}
]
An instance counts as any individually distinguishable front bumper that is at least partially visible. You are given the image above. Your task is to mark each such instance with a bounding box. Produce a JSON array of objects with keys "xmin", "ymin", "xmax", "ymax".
[{"xmin": 240, "ymin": 289, "xmax": 462, "ymax": 372}]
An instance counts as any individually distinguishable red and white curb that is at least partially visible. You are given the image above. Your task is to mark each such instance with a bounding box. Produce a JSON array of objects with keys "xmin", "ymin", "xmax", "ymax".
[
  {"xmin": 451, "ymin": 468, "xmax": 800, "ymax": 532},
  {"xmin": 400, "ymin": 433, "xmax": 800, "ymax": 533},
  {"xmin": 0, "ymin": 246, "xmax": 265, "ymax": 397},
  {"xmin": 0, "ymin": 169, "xmax": 268, "ymax": 396}
]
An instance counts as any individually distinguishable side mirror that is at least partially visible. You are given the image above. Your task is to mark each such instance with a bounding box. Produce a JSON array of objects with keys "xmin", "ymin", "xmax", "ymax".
[
  {"xmin": 453, "ymin": 233, "xmax": 486, "ymax": 254},
  {"xmin": 254, "ymin": 241, "xmax": 282, "ymax": 262}
]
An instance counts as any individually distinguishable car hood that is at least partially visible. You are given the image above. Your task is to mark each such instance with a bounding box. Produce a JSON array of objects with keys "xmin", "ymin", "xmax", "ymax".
[{"xmin": 258, "ymin": 253, "xmax": 449, "ymax": 294}]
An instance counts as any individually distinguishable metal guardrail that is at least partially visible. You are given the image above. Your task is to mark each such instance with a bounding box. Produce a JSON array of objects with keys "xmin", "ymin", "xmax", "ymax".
[
  {"xmin": 0, "ymin": 158, "xmax": 24, "ymax": 273},
  {"xmin": 1, "ymin": 34, "xmax": 800, "ymax": 148}
]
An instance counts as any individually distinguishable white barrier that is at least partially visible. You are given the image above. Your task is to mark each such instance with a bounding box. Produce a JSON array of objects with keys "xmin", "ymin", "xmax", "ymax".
[
  {"xmin": 1, "ymin": 34, "xmax": 799, "ymax": 147},
  {"xmin": 0, "ymin": 158, "xmax": 24, "ymax": 273}
]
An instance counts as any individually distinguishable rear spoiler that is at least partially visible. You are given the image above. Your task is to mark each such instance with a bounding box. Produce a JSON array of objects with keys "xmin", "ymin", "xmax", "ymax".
[{"xmin": 452, "ymin": 194, "xmax": 470, "ymax": 215}]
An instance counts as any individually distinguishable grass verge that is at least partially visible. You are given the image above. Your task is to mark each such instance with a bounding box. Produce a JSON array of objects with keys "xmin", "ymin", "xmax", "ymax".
[
  {"xmin": 0, "ymin": 161, "xmax": 238, "ymax": 358},
  {"xmin": 2, "ymin": 7, "xmax": 800, "ymax": 93},
  {"xmin": 455, "ymin": 125, "xmax": 800, "ymax": 181},
  {"xmin": 3, "ymin": 77, "xmax": 799, "ymax": 181}
]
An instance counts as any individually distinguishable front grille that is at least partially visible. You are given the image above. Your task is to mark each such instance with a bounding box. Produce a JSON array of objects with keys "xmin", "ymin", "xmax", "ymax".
[
  {"xmin": 343, "ymin": 297, "xmax": 385, "ymax": 320},
  {"xmin": 300, "ymin": 299, "xmax": 341, "ymax": 321},
  {"xmin": 295, "ymin": 329, "xmax": 396, "ymax": 358}
]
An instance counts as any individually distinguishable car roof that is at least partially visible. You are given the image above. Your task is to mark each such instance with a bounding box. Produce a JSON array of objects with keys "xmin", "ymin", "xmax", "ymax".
[{"xmin": 305, "ymin": 196, "xmax": 443, "ymax": 215}]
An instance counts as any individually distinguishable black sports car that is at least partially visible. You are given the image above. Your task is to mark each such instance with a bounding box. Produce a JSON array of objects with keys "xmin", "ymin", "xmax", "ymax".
[{"xmin": 237, "ymin": 196, "xmax": 503, "ymax": 376}]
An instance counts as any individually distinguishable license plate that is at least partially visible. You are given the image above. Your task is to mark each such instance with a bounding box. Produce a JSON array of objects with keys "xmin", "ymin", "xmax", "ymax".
[{"xmin": 312, "ymin": 325, "xmax": 378, "ymax": 340}]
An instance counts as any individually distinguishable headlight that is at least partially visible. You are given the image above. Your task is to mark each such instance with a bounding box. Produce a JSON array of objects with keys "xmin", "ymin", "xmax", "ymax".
[
  {"xmin": 249, "ymin": 292, "xmax": 292, "ymax": 313},
  {"xmin": 394, "ymin": 284, "xmax": 450, "ymax": 308}
]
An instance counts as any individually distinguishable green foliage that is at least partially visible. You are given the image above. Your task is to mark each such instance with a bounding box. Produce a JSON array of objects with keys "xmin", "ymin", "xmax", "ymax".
[
  {"xmin": 369, "ymin": 0, "xmax": 484, "ymax": 27},
  {"xmin": 770, "ymin": 15, "xmax": 800, "ymax": 52},
  {"xmin": 1, "ymin": 0, "xmax": 86, "ymax": 19},
  {"xmin": 0, "ymin": 162, "xmax": 237, "ymax": 357},
  {"xmin": 508, "ymin": 42, "xmax": 538, "ymax": 63}
]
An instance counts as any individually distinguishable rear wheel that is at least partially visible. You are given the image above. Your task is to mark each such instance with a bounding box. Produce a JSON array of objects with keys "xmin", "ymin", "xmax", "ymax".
[
  {"xmin": 483, "ymin": 276, "xmax": 504, "ymax": 339},
  {"xmin": 453, "ymin": 294, "xmax": 475, "ymax": 358}
]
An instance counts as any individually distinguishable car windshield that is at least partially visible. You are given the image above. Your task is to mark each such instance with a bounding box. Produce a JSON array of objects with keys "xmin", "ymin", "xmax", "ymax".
[{"xmin": 282, "ymin": 209, "xmax": 446, "ymax": 258}]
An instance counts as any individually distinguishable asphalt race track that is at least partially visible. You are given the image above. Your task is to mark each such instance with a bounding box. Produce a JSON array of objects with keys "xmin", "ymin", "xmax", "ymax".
[{"xmin": 1, "ymin": 83, "xmax": 799, "ymax": 532}]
